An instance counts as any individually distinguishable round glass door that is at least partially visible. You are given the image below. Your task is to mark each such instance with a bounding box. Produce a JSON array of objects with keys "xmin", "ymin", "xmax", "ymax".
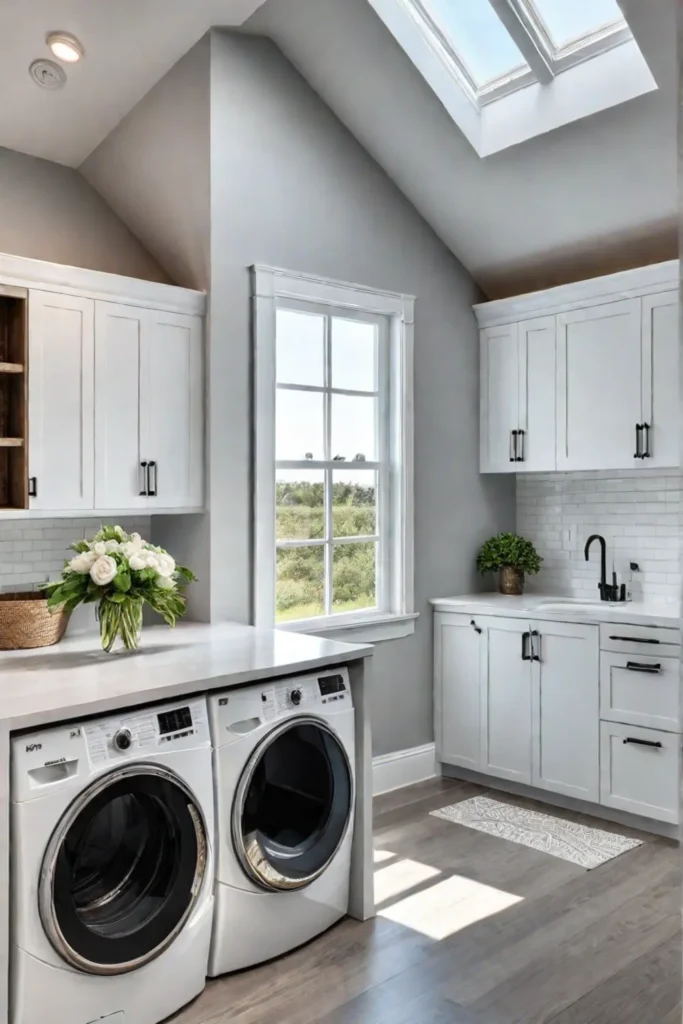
[
  {"xmin": 39, "ymin": 765, "xmax": 208, "ymax": 975},
  {"xmin": 233, "ymin": 717, "xmax": 353, "ymax": 892}
]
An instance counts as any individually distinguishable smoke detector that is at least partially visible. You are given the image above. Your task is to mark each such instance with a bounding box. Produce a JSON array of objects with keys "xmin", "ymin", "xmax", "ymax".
[{"xmin": 29, "ymin": 59, "xmax": 66, "ymax": 90}]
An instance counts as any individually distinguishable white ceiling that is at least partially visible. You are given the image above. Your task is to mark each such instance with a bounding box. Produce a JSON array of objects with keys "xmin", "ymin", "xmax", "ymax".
[
  {"xmin": 0, "ymin": 0, "xmax": 265, "ymax": 167},
  {"xmin": 247, "ymin": 0, "xmax": 676, "ymax": 297}
]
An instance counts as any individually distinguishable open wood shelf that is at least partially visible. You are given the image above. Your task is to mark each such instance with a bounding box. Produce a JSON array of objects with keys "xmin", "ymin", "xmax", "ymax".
[{"xmin": 0, "ymin": 293, "xmax": 28, "ymax": 508}]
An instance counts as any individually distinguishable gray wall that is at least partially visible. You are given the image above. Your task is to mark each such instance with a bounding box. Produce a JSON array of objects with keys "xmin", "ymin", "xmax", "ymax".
[
  {"xmin": 0, "ymin": 147, "xmax": 167, "ymax": 282},
  {"xmin": 208, "ymin": 30, "xmax": 514, "ymax": 753},
  {"xmin": 80, "ymin": 37, "xmax": 211, "ymax": 292}
]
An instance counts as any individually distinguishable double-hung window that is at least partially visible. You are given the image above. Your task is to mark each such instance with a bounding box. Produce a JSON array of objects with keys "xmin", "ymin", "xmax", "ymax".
[{"xmin": 253, "ymin": 266, "xmax": 415, "ymax": 642}]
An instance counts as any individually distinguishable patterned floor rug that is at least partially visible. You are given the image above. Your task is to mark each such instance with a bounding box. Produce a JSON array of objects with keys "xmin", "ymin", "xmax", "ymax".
[{"xmin": 430, "ymin": 796, "xmax": 643, "ymax": 869}]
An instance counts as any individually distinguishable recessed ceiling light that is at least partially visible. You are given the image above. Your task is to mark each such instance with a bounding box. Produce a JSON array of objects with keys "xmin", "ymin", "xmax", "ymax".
[{"xmin": 47, "ymin": 32, "xmax": 84, "ymax": 63}]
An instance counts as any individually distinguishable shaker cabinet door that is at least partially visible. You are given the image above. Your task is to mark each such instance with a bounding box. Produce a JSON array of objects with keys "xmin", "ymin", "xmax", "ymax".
[
  {"xmin": 641, "ymin": 291, "xmax": 678, "ymax": 468},
  {"xmin": 28, "ymin": 290, "xmax": 95, "ymax": 511},
  {"xmin": 556, "ymin": 300, "xmax": 642, "ymax": 470},
  {"xmin": 482, "ymin": 619, "xmax": 532, "ymax": 784},
  {"xmin": 94, "ymin": 301, "xmax": 149, "ymax": 510},
  {"xmin": 435, "ymin": 613, "xmax": 483, "ymax": 770},
  {"xmin": 517, "ymin": 316, "xmax": 556, "ymax": 472},
  {"xmin": 480, "ymin": 324, "xmax": 519, "ymax": 473},
  {"xmin": 145, "ymin": 311, "xmax": 203, "ymax": 509}
]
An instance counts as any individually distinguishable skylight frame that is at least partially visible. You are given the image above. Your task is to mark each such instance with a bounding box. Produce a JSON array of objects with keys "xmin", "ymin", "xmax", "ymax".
[{"xmin": 513, "ymin": 0, "xmax": 632, "ymax": 76}]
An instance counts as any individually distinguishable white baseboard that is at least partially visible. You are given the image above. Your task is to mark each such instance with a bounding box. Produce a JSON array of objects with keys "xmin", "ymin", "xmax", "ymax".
[{"xmin": 372, "ymin": 742, "xmax": 437, "ymax": 796}]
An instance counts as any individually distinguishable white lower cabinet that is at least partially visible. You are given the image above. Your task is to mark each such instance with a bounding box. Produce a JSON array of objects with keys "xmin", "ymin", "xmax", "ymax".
[
  {"xmin": 600, "ymin": 721, "xmax": 680, "ymax": 824},
  {"xmin": 482, "ymin": 619, "xmax": 532, "ymax": 784},
  {"xmin": 434, "ymin": 613, "xmax": 482, "ymax": 770},
  {"xmin": 600, "ymin": 650, "xmax": 679, "ymax": 733},
  {"xmin": 532, "ymin": 621, "xmax": 599, "ymax": 801}
]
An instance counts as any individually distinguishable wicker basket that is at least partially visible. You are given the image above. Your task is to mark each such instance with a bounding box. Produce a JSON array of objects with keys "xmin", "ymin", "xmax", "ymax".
[{"xmin": 0, "ymin": 592, "xmax": 69, "ymax": 650}]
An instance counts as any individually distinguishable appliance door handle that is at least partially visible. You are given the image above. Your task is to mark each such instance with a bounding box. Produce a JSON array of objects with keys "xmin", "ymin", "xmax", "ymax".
[
  {"xmin": 634, "ymin": 423, "xmax": 642, "ymax": 459},
  {"xmin": 622, "ymin": 737, "xmax": 662, "ymax": 749},
  {"xmin": 510, "ymin": 430, "xmax": 518, "ymax": 463},
  {"xmin": 626, "ymin": 661, "xmax": 661, "ymax": 674},
  {"xmin": 609, "ymin": 635, "xmax": 659, "ymax": 645},
  {"xmin": 147, "ymin": 461, "xmax": 157, "ymax": 498},
  {"xmin": 521, "ymin": 631, "xmax": 531, "ymax": 661},
  {"xmin": 642, "ymin": 422, "xmax": 651, "ymax": 458},
  {"xmin": 516, "ymin": 429, "xmax": 525, "ymax": 462},
  {"xmin": 139, "ymin": 461, "xmax": 149, "ymax": 496}
]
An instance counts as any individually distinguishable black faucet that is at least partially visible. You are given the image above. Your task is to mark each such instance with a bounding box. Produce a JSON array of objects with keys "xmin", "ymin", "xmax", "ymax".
[{"xmin": 584, "ymin": 534, "xmax": 625, "ymax": 602}]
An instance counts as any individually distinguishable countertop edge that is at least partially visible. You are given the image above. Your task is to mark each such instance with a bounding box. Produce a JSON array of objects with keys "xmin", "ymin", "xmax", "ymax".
[{"xmin": 429, "ymin": 596, "xmax": 681, "ymax": 629}]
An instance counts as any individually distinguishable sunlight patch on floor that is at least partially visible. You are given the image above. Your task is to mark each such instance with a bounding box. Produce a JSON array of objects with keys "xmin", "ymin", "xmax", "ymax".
[
  {"xmin": 373, "ymin": 849, "xmax": 396, "ymax": 865},
  {"xmin": 378, "ymin": 873, "xmax": 523, "ymax": 940},
  {"xmin": 374, "ymin": 858, "xmax": 441, "ymax": 903}
]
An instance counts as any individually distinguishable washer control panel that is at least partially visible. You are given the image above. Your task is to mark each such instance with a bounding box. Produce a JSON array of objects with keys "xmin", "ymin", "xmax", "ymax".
[{"xmin": 258, "ymin": 667, "xmax": 352, "ymax": 723}]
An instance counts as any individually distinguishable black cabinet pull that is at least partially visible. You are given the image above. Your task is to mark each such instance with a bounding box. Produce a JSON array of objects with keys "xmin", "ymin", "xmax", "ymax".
[
  {"xmin": 470, "ymin": 619, "xmax": 482, "ymax": 635},
  {"xmin": 609, "ymin": 635, "xmax": 660, "ymax": 645},
  {"xmin": 509, "ymin": 430, "xmax": 518, "ymax": 462},
  {"xmin": 521, "ymin": 631, "xmax": 531, "ymax": 661},
  {"xmin": 139, "ymin": 461, "xmax": 148, "ymax": 497},
  {"xmin": 28, "ymin": 477, "xmax": 37, "ymax": 498},
  {"xmin": 626, "ymin": 661, "xmax": 661, "ymax": 673},
  {"xmin": 623, "ymin": 737, "xmax": 662, "ymax": 749},
  {"xmin": 516, "ymin": 429, "xmax": 525, "ymax": 462},
  {"xmin": 642, "ymin": 422, "xmax": 651, "ymax": 458},
  {"xmin": 634, "ymin": 423, "xmax": 642, "ymax": 459},
  {"xmin": 147, "ymin": 460, "xmax": 158, "ymax": 497},
  {"xmin": 530, "ymin": 629, "xmax": 540, "ymax": 662}
]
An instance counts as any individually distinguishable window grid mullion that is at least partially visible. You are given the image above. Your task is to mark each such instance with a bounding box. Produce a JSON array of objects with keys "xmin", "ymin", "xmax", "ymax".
[{"xmin": 324, "ymin": 313, "xmax": 333, "ymax": 615}]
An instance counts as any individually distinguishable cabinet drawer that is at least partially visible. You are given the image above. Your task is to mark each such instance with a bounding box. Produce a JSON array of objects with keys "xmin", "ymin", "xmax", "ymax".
[
  {"xmin": 600, "ymin": 651, "xmax": 679, "ymax": 732},
  {"xmin": 600, "ymin": 721, "xmax": 680, "ymax": 824},
  {"xmin": 599, "ymin": 623, "xmax": 680, "ymax": 659}
]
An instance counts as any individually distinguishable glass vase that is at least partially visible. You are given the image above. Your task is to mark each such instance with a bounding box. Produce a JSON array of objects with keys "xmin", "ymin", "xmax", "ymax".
[{"xmin": 99, "ymin": 598, "xmax": 143, "ymax": 653}]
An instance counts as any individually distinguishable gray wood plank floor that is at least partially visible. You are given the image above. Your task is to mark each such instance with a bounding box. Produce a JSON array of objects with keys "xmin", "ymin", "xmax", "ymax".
[{"xmin": 171, "ymin": 777, "xmax": 681, "ymax": 1024}]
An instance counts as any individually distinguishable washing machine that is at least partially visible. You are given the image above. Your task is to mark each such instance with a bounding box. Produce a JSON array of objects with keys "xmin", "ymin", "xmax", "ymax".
[
  {"xmin": 208, "ymin": 666, "xmax": 355, "ymax": 975},
  {"xmin": 11, "ymin": 696, "xmax": 215, "ymax": 1024}
]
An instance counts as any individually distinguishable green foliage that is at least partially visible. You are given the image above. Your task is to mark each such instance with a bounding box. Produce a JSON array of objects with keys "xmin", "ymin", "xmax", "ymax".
[
  {"xmin": 41, "ymin": 525, "xmax": 197, "ymax": 652},
  {"xmin": 476, "ymin": 532, "xmax": 542, "ymax": 576},
  {"xmin": 275, "ymin": 481, "xmax": 376, "ymax": 620}
]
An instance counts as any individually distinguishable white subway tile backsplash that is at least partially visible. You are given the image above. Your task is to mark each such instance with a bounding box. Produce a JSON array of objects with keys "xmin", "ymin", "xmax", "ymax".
[
  {"xmin": 517, "ymin": 469, "xmax": 681, "ymax": 601},
  {"xmin": 0, "ymin": 517, "xmax": 151, "ymax": 593}
]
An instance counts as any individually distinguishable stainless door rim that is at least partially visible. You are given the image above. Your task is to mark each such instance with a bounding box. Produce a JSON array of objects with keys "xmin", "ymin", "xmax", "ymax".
[
  {"xmin": 231, "ymin": 715, "xmax": 354, "ymax": 893},
  {"xmin": 38, "ymin": 762, "xmax": 210, "ymax": 976}
]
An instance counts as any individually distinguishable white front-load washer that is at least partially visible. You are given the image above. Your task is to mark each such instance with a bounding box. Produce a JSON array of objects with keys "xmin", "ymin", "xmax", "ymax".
[
  {"xmin": 11, "ymin": 696, "xmax": 214, "ymax": 1024},
  {"xmin": 208, "ymin": 667, "xmax": 355, "ymax": 976}
]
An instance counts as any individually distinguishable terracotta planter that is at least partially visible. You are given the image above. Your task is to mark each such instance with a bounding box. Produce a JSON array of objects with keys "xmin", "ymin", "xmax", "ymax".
[{"xmin": 499, "ymin": 566, "xmax": 524, "ymax": 596}]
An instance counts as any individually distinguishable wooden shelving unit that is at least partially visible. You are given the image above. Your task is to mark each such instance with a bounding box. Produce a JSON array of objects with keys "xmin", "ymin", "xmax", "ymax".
[{"xmin": 0, "ymin": 286, "xmax": 28, "ymax": 509}]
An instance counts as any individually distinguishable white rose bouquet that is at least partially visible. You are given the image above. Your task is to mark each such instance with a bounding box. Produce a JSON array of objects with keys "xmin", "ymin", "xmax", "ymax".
[{"xmin": 42, "ymin": 525, "xmax": 197, "ymax": 653}]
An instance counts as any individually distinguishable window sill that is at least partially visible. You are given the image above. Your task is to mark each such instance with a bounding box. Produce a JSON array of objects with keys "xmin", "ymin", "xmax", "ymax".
[{"xmin": 278, "ymin": 612, "xmax": 419, "ymax": 643}]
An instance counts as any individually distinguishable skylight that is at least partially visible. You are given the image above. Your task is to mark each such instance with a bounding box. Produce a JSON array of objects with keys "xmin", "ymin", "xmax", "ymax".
[
  {"xmin": 530, "ymin": 0, "xmax": 626, "ymax": 50},
  {"xmin": 425, "ymin": 0, "xmax": 527, "ymax": 86},
  {"xmin": 369, "ymin": 0, "xmax": 657, "ymax": 155}
]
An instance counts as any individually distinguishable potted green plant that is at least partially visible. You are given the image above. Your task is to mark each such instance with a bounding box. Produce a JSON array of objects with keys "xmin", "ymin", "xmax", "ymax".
[{"xmin": 476, "ymin": 532, "xmax": 542, "ymax": 596}]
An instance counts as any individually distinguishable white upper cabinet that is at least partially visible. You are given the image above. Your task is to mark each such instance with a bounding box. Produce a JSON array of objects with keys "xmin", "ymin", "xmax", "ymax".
[
  {"xmin": 476, "ymin": 261, "xmax": 679, "ymax": 474},
  {"xmin": 641, "ymin": 291, "xmax": 678, "ymax": 468},
  {"xmin": 480, "ymin": 317, "xmax": 556, "ymax": 473},
  {"xmin": 95, "ymin": 303, "xmax": 204, "ymax": 511},
  {"xmin": 146, "ymin": 311, "xmax": 203, "ymax": 510},
  {"xmin": 480, "ymin": 323, "xmax": 519, "ymax": 473},
  {"xmin": 28, "ymin": 291, "xmax": 95, "ymax": 511},
  {"xmin": 518, "ymin": 316, "xmax": 556, "ymax": 472},
  {"xmin": 94, "ymin": 302, "xmax": 149, "ymax": 511},
  {"xmin": 557, "ymin": 299, "xmax": 642, "ymax": 471}
]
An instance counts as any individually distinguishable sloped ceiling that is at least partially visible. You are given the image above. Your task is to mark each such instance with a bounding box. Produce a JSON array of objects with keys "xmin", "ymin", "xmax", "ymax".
[{"xmin": 246, "ymin": 0, "xmax": 676, "ymax": 298}]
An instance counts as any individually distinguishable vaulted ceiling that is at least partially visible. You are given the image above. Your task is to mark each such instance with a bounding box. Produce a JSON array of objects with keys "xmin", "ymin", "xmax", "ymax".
[
  {"xmin": 0, "ymin": 0, "xmax": 265, "ymax": 166},
  {"xmin": 246, "ymin": 0, "xmax": 676, "ymax": 297}
]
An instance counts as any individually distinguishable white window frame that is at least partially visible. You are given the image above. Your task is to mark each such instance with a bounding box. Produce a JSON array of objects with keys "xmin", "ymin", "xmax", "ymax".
[
  {"xmin": 368, "ymin": 0, "xmax": 657, "ymax": 156},
  {"xmin": 252, "ymin": 265, "xmax": 416, "ymax": 643}
]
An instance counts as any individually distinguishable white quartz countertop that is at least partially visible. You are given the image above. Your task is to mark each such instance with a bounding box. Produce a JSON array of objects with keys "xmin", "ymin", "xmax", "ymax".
[
  {"xmin": 430, "ymin": 593, "xmax": 681, "ymax": 629},
  {"xmin": 0, "ymin": 622, "xmax": 372, "ymax": 732}
]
